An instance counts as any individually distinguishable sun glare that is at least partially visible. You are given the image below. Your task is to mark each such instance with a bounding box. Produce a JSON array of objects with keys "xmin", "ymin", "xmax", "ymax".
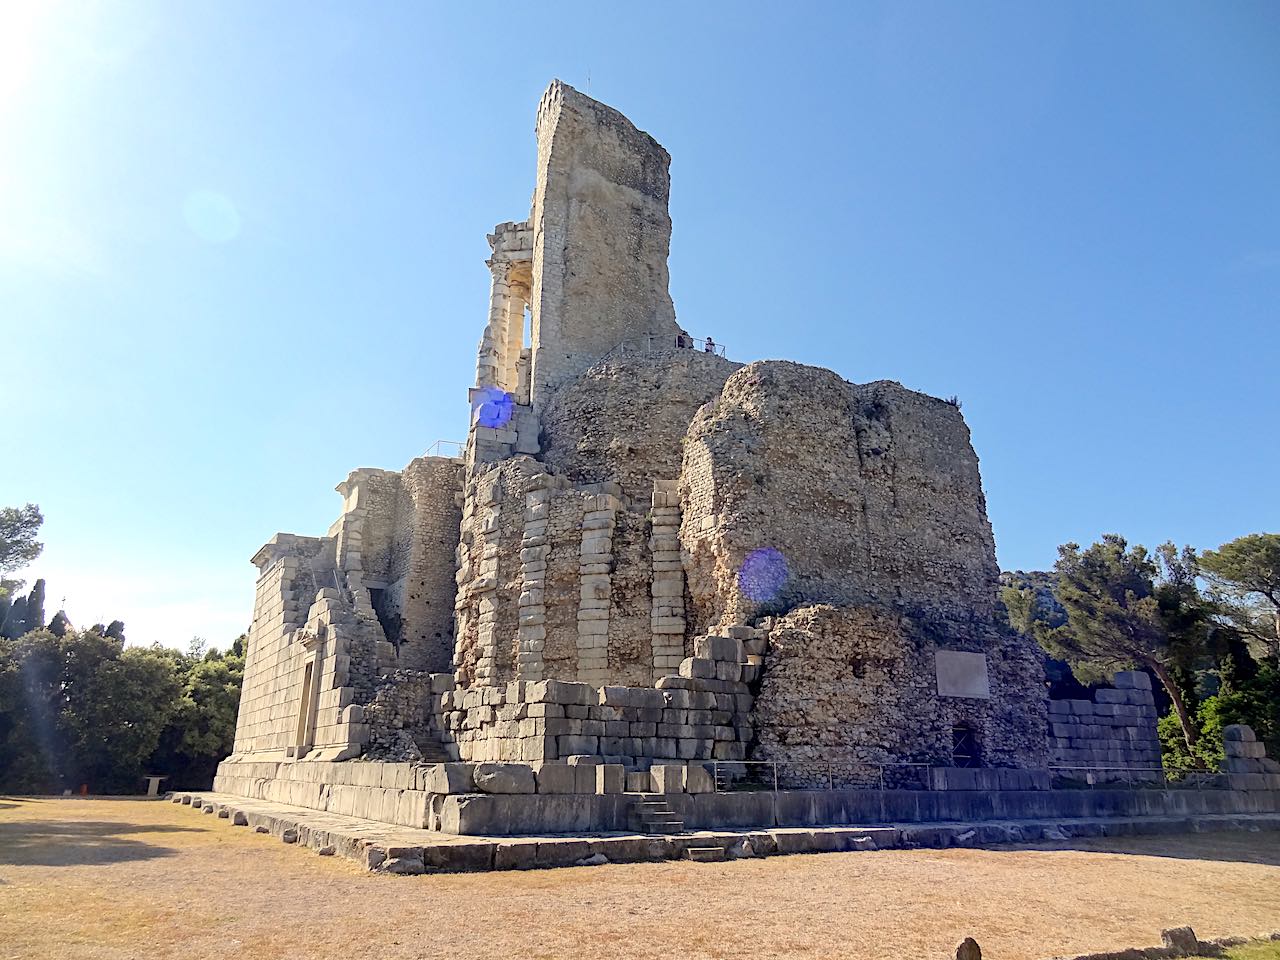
[{"xmin": 0, "ymin": 3, "xmax": 58, "ymax": 121}]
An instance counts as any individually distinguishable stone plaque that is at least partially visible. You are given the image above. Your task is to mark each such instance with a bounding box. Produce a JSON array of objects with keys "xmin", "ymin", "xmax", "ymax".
[{"xmin": 935, "ymin": 650, "xmax": 990, "ymax": 699}]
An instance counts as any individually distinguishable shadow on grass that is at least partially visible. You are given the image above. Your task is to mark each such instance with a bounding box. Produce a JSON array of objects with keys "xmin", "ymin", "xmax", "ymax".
[{"xmin": 0, "ymin": 820, "xmax": 206, "ymax": 867}]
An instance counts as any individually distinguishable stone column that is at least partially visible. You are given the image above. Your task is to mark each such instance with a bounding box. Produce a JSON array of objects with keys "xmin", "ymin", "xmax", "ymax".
[
  {"xmin": 503, "ymin": 280, "xmax": 529, "ymax": 392},
  {"xmin": 649, "ymin": 479, "xmax": 686, "ymax": 681},
  {"xmin": 577, "ymin": 492, "xmax": 619, "ymax": 684},
  {"xmin": 471, "ymin": 475, "xmax": 503, "ymax": 684},
  {"xmin": 476, "ymin": 261, "xmax": 510, "ymax": 388},
  {"xmin": 517, "ymin": 481, "xmax": 551, "ymax": 680}
]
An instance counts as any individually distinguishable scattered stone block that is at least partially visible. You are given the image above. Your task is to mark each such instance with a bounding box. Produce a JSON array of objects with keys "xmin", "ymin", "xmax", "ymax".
[
  {"xmin": 695, "ymin": 635, "xmax": 744, "ymax": 663},
  {"xmin": 1224, "ymin": 723, "xmax": 1257, "ymax": 742},
  {"xmin": 1161, "ymin": 926, "xmax": 1199, "ymax": 956}
]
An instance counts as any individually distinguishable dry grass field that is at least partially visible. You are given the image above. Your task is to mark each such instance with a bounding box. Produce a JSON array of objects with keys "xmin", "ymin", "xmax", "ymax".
[{"xmin": 1, "ymin": 796, "xmax": 1279, "ymax": 960}]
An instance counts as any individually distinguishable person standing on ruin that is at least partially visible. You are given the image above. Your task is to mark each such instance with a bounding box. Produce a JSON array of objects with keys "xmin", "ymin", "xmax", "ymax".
[{"xmin": 704, "ymin": 336, "xmax": 716, "ymax": 354}]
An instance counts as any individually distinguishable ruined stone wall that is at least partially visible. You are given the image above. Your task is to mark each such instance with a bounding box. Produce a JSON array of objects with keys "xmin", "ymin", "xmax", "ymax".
[
  {"xmin": 430, "ymin": 632, "xmax": 753, "ymax": 765},
  {"xmin": 345, "ymin": 469, "xmax": 401, "ymax": 584},
  {"xmin": 231, "ymin": 535, "xmax": 369, "ymax": 760},
  {"xmin": 680, "ymin": 362, "xmax": 1001, "ymax": 636},
  {"xmin": 528, "ymin": 81, "xmax": 682, "ymax": 408},
  {"xmin": 391, "ymin": 456, "xmax": 464, "ymax": 673},
  {"xmin": 1049, "ymin": 671, "xmax": 1162, "ymax": 778},
  {"xmin": 539, "ymin": 350, "xmax": 739, "ymax": 504},
  {"xmin": 680, "ymin": 361, "xmax": 1047, "ymax": 771},
  {"xmin": 749, "ymin": 605, "xmax": 1046, "ymax": 781},
  {"xmin": 535, "ymin": 351, "xmax": 741, "ymax": 684}
]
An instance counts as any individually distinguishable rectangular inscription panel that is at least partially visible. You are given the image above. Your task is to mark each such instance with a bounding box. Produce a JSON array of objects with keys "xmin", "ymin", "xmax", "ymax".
[{"xmin": 935, "ymin": 650, "xmax": 991, "ymax": 699}]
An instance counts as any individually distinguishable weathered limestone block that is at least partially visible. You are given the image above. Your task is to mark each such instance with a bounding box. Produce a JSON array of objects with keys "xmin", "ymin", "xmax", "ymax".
[
  {"xmin": 473, "ymin": 763, "xmax": 537, "ymax": 794},
  {"xmin": 651, "ymin": 764, "xmax": 687, "ymax": 793}
]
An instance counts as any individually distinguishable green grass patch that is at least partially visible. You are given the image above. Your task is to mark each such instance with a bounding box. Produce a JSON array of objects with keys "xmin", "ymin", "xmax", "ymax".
[{"xmin": 1225, "ymin": 940, "xmax": 1280, "ymax": 960}]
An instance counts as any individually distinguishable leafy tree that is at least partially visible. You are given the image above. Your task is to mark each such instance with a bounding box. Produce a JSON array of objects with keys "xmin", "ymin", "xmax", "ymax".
[
  {"xmin": 1004, "ymin": 534, "xmax": 1211, "ymax": 754},
  {"xmin": 149, "ymin": 635, "xmax": 245, "ymax": 788},
  {"xmin": 0, "ymin": 627, "xmax": 184, "ymax": 793},
  {"xmin": 0, "ymin": 504, "xmax": 43, "ymax": 599},
  {"xmin": 0, "ymin": 579, "xmax": 47, "ymax": 639},
  {"xmin": 1200, "ymin": 533, "xmax": 1280, "ymax": 661},
  {"xmin": 1159, "ymin": 662, "xmax": 1280, "ymax": 771}
]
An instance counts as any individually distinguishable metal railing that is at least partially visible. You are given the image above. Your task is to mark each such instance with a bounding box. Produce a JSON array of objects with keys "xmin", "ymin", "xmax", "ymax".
[
  {"xmin": 1047, "ymin": 764, "xmax": 1225, "ymax": 791},
  {"xmin": 705, "ymin": 760, "xmax": 1231, "ymax": 795},
  {"xmin": 425, "ymin": 439, "xmax": 465, "ymax": 459},
  {"xmin": 710, "ymin": 759, "xmax": 933, "ymax": 793},
  {"xmin": 597, "ymin": 333, "xmax": 728, "ymax": 363}
]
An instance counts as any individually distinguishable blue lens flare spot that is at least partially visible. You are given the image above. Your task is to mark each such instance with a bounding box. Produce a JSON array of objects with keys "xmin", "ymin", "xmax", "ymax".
[
  {"xmin": 473, "ymin": 386, "xmax": 514, "ymax": 429},
  {"xmin": 739, "ymin": 547, "xmax": 788, "ymax": 603}
]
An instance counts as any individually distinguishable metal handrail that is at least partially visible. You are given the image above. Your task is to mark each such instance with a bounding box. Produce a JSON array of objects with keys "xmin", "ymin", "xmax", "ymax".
[
  {"xmin": 1047, "ymin": 763, "xmax": 1219, "ymax": 791},
  {"xmin": 705, "ymin": 759, "xmax": 1226, "ymax": 795},
  {"xmin": 425, "ymin": 439, "xmax": 465, "ymax": 459},
  {"xmin": 709, "ymin": 759, "xmax": 933, "ymax": 792},
  {"xmin": 597, "ymin": 333, "xmax": 728, "ymax": 364}
]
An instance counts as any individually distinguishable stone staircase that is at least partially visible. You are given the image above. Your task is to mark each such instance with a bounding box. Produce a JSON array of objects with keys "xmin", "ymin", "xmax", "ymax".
[
  {"xmin": 631, "ymin": 793, "xmax": 685, "ymax": 834},
  {"xmin": 414, "ymin": 736, "xmax": 453, "ymax": 763}
]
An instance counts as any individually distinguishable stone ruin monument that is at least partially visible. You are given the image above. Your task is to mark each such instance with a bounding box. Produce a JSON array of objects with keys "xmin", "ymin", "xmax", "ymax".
[{"xmin": 213, "ymin": 81, "xmax": 1257, "ymax": 839}]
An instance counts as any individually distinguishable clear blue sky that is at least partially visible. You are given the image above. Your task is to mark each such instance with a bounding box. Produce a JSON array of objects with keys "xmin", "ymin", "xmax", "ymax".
[{"xmin": 2, "ymin": 2, "xmax": 1277, "ymax": 648}]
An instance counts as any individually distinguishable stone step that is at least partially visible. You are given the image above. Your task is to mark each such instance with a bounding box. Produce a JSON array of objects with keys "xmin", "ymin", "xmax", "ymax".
[{"xmin": 685, "ymin": 846, "xmax": 726, "ymax": 862}]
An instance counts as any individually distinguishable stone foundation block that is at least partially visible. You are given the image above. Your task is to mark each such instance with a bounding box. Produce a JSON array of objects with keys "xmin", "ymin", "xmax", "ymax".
[
  {"xmin": 535, "ymin": 763, "xmax": 579, "ymax": 794},
  {"xmin": 596, "ymin": 763, "xmax": 625, "ymax": 795},
  {"xmin": 423, "ymin": 841, "xmax": 495, "ymax": 872},
  {"xmin": 494, "ymin": 840, "xmax": 540, "ymax": 870},
  {"xmin": 686, "ymin": 763, "xmax": 715, "ymax": 794},
  {"xmin": 651, "ymin": 764, "xmax": 686, "ymax": 793},
  {"xmin": 473, "ymin": 763, "xmax": 536, "ymax": 794}
]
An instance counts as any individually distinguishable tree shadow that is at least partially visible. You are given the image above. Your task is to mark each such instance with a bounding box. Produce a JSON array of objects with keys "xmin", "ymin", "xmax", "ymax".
[
  {"xmin": 1010, "ymin": 832, "xmax": 1280, "ymax": 868},
  {"xmin": 0, "ymin": 820, "xmax": 205, "ymax": 867}
]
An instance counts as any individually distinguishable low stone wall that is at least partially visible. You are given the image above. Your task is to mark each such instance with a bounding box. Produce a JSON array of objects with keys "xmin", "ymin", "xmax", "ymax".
[
  {"xmin": 214, "ymin": 754, "xmax": 1280, "ymax": 836},
  {"xmin": 1048, "ymin": 671, "xmax": 1161, "ymax": 776},
  {"xmin": 1222, "ymin": 723, "xmax": 1280, "ymax": 790},
  {"xmin": 441, "ymin": 784, "xmax": 1280, "ymax": 835},
  {"xmin": 427, "ymin": 634, "xmax": 755, "ymax": 764}
]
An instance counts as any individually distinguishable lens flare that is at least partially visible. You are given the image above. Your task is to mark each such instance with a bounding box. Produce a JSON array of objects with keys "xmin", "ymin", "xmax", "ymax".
[
  {"xmin": 472, "ymin": 386, "xmax": 514, "ymax": 429},
  {"xmin": 739, "ymin": 547, "xmax": 788, "ymax": 603}
]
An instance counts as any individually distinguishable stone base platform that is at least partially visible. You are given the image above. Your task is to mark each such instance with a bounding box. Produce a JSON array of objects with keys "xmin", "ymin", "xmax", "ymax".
[{"xmin": 172, "ymin": 790, "xmax": 1280, "ymax": 875}]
